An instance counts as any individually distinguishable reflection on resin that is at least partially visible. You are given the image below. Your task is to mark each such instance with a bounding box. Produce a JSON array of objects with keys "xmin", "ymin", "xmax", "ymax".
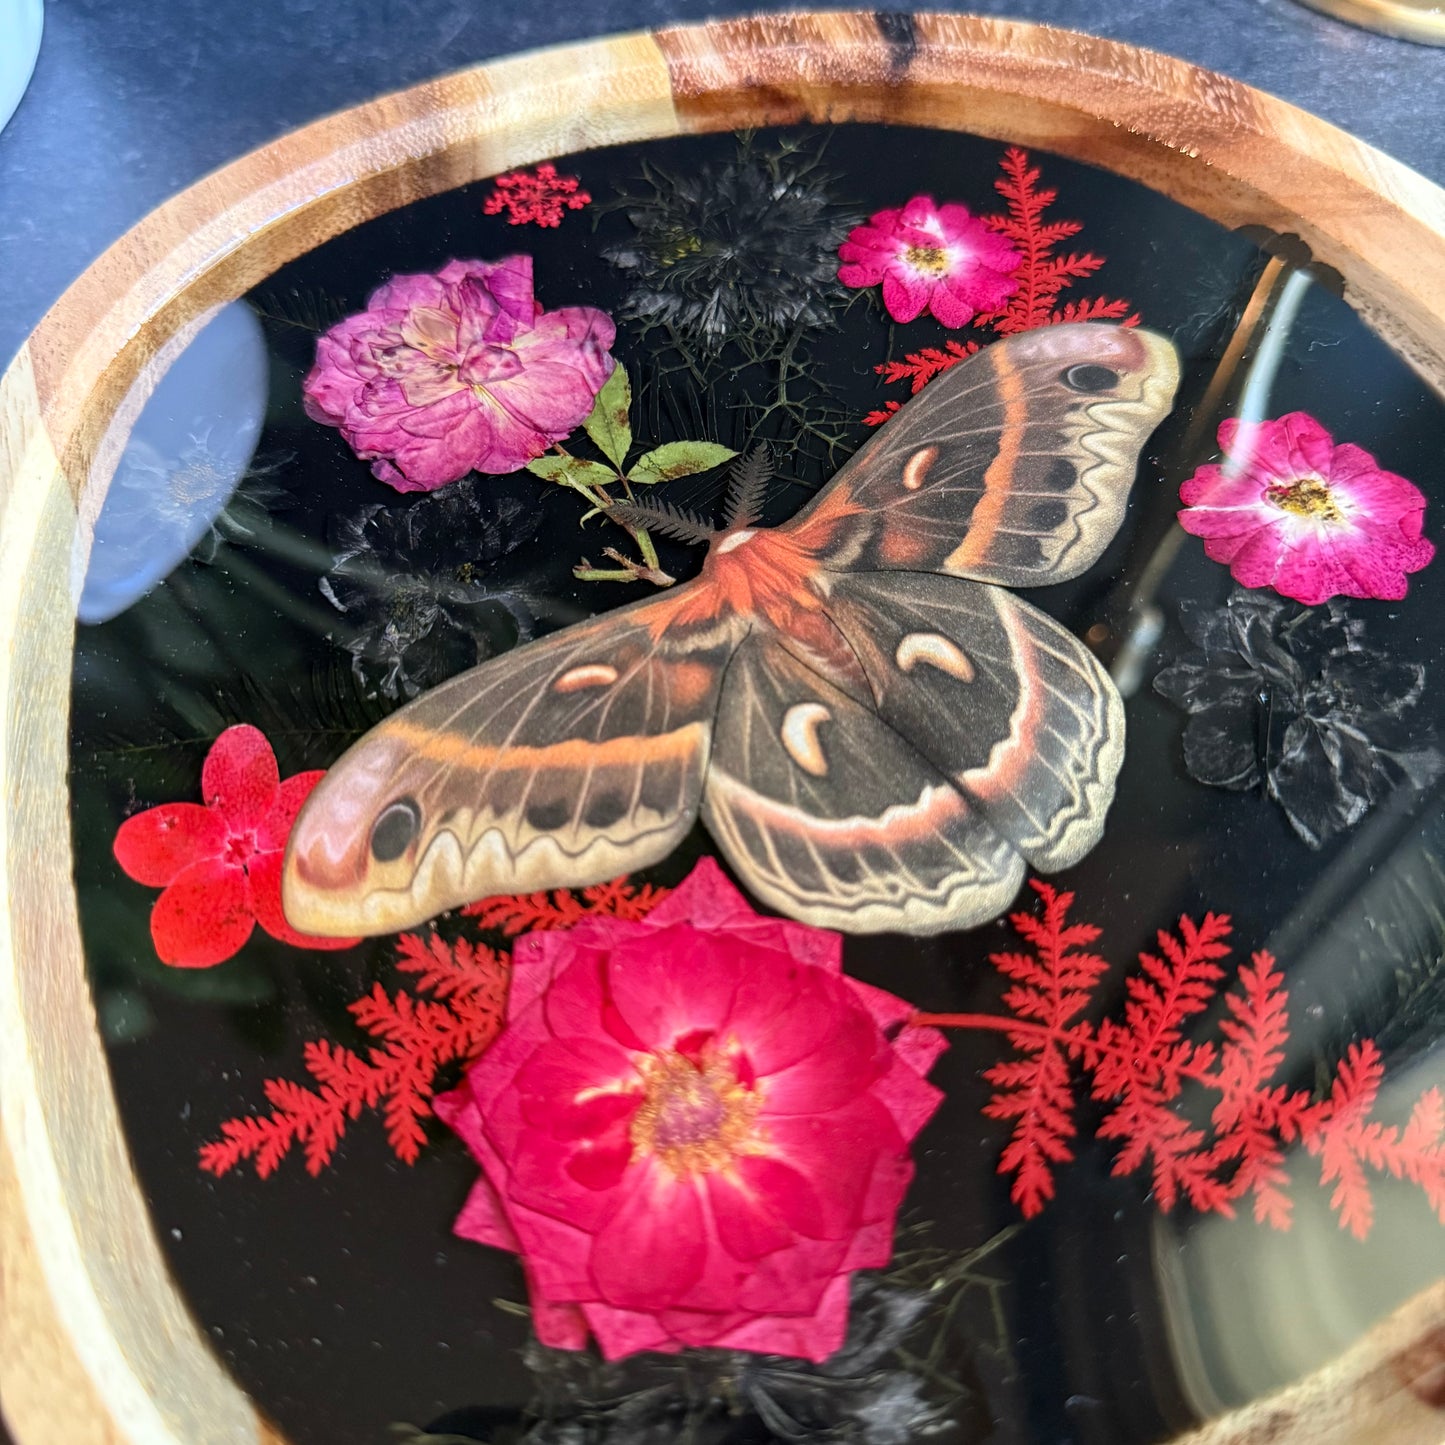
[
  {"xmin": 78, "ymin": 300, "xmax": 270, "ymax": 623},
  {"xmin": 69, "ymin": 126, "xmax": 1445, "ymax": 1445}
]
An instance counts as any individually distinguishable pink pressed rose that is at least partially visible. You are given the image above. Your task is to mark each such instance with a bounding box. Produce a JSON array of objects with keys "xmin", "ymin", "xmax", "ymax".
[
  {"xmin": 1178, "ymin": 413, "xmax": 1435, "ymax": 605},
  {"xmin": 302, "ymin": 256, "xmax": 615, "ymax": 493},
  {"xmin": 837, "ymin": 195, "xmax": 1020, "ymax": 327},
  {"xmin": 434, "ymin": 859, "xmax": 945, "ymax": 1363}
]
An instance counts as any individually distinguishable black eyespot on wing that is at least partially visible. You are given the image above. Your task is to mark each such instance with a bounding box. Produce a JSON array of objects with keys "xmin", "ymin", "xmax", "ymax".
[
  {"xmin": 1061, "ymin": 364, "xmax": 1120, "ymax": 393},
  {"xmin": 526, "ymin": 797, "xmax": 573, "ymax": 833},
  {"xmin": 370, "ymin": 798, "xmax": 421, "ymax": 862},
  {"xmin": 583, "ymin": 793, "xmax": 629, "ymax": 830}
]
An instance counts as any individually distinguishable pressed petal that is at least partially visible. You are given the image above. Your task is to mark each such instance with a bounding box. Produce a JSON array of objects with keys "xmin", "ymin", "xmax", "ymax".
[
  {"xmin": 713, "ymin": 1275, "xmax": 850, "ymax": 1362},
  {"xmin": 880, "ymin": 269, "xmax": 929, "ymax": 324},
  {"xmin": 706, "ymin": 1171, "xmax": 794, "ymax": 1261},
  {"xmin": 150, "ymin": 858, "xmax": 255, "ymax": 968},
  {"xmin": 515, "ymin": 1036, "xmax": 640, "ymax": 1140},
  {"xmin": 590, "ymin": 1164, "xmax": 707, "ymax": 1311},
  {"xmin": 256, "ymin": 769, "xmax": 325, "ymax": 851},
  {"xmin": 926, "ymin": 281, "xmax": 974, "ymax": 328},
  {"xmin": 753, "ymin": 1098, "xmax": 899, "ymax": 1236},
  {"xmin": 451, "ymin": 1176, "xmax": 520, "ymax": 1252},
  {"xmin": 581, "ymin": 1300, "xmax": 681, "ymax": 1360},
  {"xmin": 606, "ymin": 927, "xmax": 739, "ymax": 1051},
  {"xmin": 729, "ymin": 964, "xmax": 846, "ymax": 1078},
  {"xmin": 757, "ymin": 989, "xmax": 888, "ymax": 1114},
  {"xmin": 531, "ymin": 1297, "xmax": 590, "ymax": 1351},
  {"xmin": 201, "ymin": 725, "xmax": 280, "ymax": 831},
  {"xmin": 114, "ymin": 802, "xmax": 228, "ymax": 886},
  {"xmin": 249, "ymin": 849, "xmax": 359, "ymax": 951}
]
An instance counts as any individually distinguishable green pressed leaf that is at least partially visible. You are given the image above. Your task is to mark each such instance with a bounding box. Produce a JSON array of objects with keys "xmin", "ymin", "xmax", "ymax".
[
  {"xmin": 525, "ymin": 456, "xmax": 620, "ymax": 493},
  {"xmin": 628, "ymin": 441, "xmax": 738, "ymax": 487},
  {"xmin": 583, "ymin": 365, "xmax": 633, "ymax": 469}
]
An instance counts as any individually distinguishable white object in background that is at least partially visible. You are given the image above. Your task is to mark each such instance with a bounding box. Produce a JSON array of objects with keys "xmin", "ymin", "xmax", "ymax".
[
  {"xmin": 0, "ymin": 0, "xmax": 43, "ymax": 133},
  {"xmin": 78, "ymin": 301, "xmax": 271, "ymax": 624}
]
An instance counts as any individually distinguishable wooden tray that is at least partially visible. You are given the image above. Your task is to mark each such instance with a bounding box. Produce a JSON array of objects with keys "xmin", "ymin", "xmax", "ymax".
[{"xmin": 2, "ymin": 14, "xmax": 1443, "ymax": 1445}]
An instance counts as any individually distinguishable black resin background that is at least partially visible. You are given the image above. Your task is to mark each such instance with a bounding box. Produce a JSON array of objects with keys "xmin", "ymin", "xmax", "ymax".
[{"xmin": 69, "ymin": 125, "xmax": 1445, "ymax": 1445}]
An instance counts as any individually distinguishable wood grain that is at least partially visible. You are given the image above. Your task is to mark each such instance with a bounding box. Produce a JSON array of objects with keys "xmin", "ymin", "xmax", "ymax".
[{"xmin": 1, "ymin": 14, "xmax": 1442, "ymax": 1444}]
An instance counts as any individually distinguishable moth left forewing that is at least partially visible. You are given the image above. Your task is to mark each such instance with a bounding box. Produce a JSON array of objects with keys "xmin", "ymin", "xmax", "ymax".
[
  {"xmin": 788, "ymin": 324, "xmax": 1180, "ymax": 587},
  {"xmin": 285, "ymin": 598, "xmax": 743, "ymax": 936},
  {"xmin": 700, "ymin": 635, "xmax": 1024, "ymax": 935}
]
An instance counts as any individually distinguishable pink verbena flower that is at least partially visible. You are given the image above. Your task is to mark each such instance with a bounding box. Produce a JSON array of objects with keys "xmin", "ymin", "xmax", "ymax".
[
  {"xmin": 302, "ymin": 256, "xmax": 615, "ymax": 493},
  {"xmin": 837, "ymin": 195, "xmax": 1020, "ymax": 327},
  {"xmin": 1178, "ymin": 413, "xmax": 1435, "ymax": 605},
  {"xmin": 435, "ymin": 859, "xmax": 945, "ymax": 1363}
]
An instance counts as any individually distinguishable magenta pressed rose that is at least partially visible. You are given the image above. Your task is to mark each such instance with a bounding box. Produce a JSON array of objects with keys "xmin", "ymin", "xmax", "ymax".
[
  {"xmin": 1178, "ymin": 412, "xmax": 1435, "ymax": 605},
  {"xmin": 837, "ymin": 195, "xmax": 1020, "ymax": 327},
  {"xmin": 434, "ymin": 859, "xmax": 945, "ymax": 1363},
  {"xmin": 301, "ymin": 256, "xmax": 615, "ymax": 493}
]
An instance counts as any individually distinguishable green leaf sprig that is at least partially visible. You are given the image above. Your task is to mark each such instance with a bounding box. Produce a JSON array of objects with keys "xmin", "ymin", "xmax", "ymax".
[{"xmin": 526, "ymin": 365, "xmax": 736, "ymax": 587}]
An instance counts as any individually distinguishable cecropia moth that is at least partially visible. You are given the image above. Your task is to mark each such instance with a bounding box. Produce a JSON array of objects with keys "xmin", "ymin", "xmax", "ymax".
[{"xmin": 284, "ymin": 324, "xmax": 1179, "ymax": 936}]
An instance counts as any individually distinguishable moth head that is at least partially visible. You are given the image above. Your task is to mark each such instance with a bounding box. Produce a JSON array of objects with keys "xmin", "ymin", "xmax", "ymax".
[{"xmin": 282, "ymin": 729, "xmax": 452, "ymax": 937}]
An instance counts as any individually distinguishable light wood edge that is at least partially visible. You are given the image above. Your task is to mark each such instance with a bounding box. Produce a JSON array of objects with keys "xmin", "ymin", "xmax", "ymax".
[
  {"xmin": 0, "ymin": 31, "xmax": 684, "ymax": 1445},
  {"xmin": 1172, "ymin": 1279, "xmax": 1445, "ymax": 1445},
  {"xmin": 1, "ymin": 13, "xmax": 1443, "ymax": 1445}
]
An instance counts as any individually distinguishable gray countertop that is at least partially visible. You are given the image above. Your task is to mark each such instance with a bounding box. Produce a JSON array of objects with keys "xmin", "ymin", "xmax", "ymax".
[{"xmin": 2, "ymin": 0, "xmax": 1443, "ymax": 371}]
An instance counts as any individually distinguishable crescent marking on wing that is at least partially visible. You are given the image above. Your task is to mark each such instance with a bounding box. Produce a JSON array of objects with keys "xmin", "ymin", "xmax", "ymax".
[
  {"xmin": 780, "ymin": 702, "xmax": 832, "ymax": 776},
  {"xmin": 901, "ymin": 446, "xmax": 939, "ymax": 491},
  {"xmin": 555, "ymin": 663, "xmax": 620, "ymax": 692},
  {"xmin": 895, "ymin": 632, "xmax": 975, "ymax": 682}
]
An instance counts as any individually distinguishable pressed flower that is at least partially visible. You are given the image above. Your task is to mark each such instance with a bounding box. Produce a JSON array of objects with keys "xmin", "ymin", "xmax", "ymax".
[
  {"xmin": 302, "ymin": 256, "xmax": 616, "ymax": 493},
  {"xmin": 603, "ymin": 137, "xmax": 856, "ymax": 350},
  {"xmin": 435, "ymin": 859, "xmax": 945, "ymax": 1363},
  {"xmin": 1177, "ymin": 412, "xmax": 1435, "ymax": 604},
  {"xmin": 318, "ymin": 478, "xmax": 543, "ymax": 700},
  {"xmin": 1154, "ymin": 589, "xmax": 1442, "ymax": 848},
  {"xmin": 483, "ymin": 162, "xmax": 591, "ymax": 228},
  {"xmin": 837, "ymin": 195, "xmax": 1021, "ymax": 327},
  {"xmin": 113, "ymin": 725, "xmax": 360, "ymax": 967}
]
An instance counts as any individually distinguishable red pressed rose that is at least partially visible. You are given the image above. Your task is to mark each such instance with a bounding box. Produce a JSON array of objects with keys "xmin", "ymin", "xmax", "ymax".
[
  {"xmin": 113, "ymin": 725, "xmax": 360, "ymax": 968},
  {"xmin": 435, "ymin": 859, "xmax": 945, "ymax": 1362}
]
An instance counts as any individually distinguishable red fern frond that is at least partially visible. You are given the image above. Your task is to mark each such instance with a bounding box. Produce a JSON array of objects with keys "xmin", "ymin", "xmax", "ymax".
[
  {"xmin": 979, "ymin": 881, "xmax": 1108, "ymax": 1216},
  {"xmin": 977, "ymin": 148, "xmax": 1136, "ymax": 335},
  {"xmin": 200, "ymin": 937, "xmax": 510, "ymax": 1179},
  {"xmin": 916, "ymin": 886, "xmax": 1445, "ymax": 1239},
  {"xmin": 863, "ymin": 401, "xmax": 903, "ymax": 428},
  {"xmin": 202, "ymin": 876, "xmax": 668, "ymax": 1179},
  {"xmin": 463, "ymin": 876, "xmax": 670, "ymax": 935},
  {"xmin": 873, "ymin": 340, "xmax": 980, "ymax": 395}
]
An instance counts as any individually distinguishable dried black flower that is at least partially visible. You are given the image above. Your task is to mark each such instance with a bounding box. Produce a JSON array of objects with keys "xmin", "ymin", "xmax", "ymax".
[
  {"xmin": 319, "ymin": 479, "xmax": 543, "ymax": 701},
  {"xmin": 1154, "ymin": 589, "xmax": 1443, "ymax": 848},
  {"xmin": 510, "ymin": 1275, "xmax": 955, "ymax": 1445},
  {"xmin": 603, "ymin": 135, "xmax": 857, "ymax": 354}
]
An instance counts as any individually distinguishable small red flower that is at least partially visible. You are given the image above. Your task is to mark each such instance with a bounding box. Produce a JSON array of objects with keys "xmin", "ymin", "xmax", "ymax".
[
  {"xmin": 113, "ymin": 725, "xmax": 360, "ymax": 968},
  {"xmin": 435, "ymin": 859, "xmax": 945, "ymax": 1362},
  {"xmin": 1178, "ymin": 413, "xmax": 1435, "ymax": 605},
  {"xmin": 483, "ymin": 163, "xmax": 591, "ymax": 228},
  {"xmin": 838, "ymin": 195, "xmax": 1020, "ymax": 327}
]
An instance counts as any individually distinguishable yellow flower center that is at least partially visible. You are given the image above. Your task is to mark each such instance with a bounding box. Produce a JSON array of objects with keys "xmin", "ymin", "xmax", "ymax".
[
  {"xmin": 904, "ymin": 244, "xmax": 949, "ymax": 276},
  {"xmin": 630, "ymin": 1047, "xmax": 761, "ymax": 1177},
  {"xmin": 1269, "ymin": 475, "xmax": 1342, "ymax": 522},
  {"xmin": 659, "ymin": 228, "xmax": 703, "ymax": 267}
]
